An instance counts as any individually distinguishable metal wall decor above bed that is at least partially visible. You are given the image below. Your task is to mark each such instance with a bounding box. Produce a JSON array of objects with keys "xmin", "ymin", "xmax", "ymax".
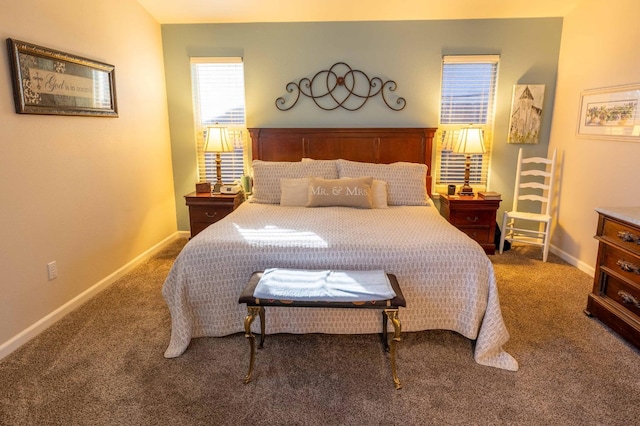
[{"xmin": 275, "ymin": 62, "xmax": 406, "ymax": 112}]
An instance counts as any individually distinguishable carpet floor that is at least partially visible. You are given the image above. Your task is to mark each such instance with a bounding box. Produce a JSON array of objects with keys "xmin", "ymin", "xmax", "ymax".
[{"xmin": 1, "ymin": 238, "xmax": 639, "ymax": 425}]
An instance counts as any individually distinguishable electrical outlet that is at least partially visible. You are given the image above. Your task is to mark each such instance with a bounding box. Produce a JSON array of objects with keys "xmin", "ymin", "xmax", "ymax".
[{"xmin": 47, "ymin": 261, "xmax": 58, "ymax": 280}]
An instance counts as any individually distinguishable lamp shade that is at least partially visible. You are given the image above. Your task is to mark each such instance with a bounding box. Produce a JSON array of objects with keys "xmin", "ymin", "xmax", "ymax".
[
  {"xmin": 204, "ymin": 126, "xmax": 233, "ymax": 153},
  {"xmin": 454, "ymin": 126, "xmax": 486, "ymax": 154}
]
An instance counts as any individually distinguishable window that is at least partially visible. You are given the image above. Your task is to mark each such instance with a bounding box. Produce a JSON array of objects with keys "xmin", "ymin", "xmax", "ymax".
[
  {"xmin": 435, "ymin": 55, "xmax": 499, "ymax": 194},
  {"xmin": 191, "ymin": 57, "xmax": 247, "ymax": 184}
]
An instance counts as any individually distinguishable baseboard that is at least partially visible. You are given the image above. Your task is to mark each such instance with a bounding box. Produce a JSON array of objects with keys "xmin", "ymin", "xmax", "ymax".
[
  {"xmin": 0, "ymin": 232, "xmax": 181, "ymax": 361},
  {"xmin": 549, "ymin": 244, "xmax": 595, "ymax": 276}
]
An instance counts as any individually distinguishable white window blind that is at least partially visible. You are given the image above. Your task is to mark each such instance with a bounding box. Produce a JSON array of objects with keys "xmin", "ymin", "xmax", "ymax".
[
  {"xmin": 191, "ymin": 58, "xmax": 247, "ymax": 184},
  {"xmin": 435, "ymin": 55, "xmax": 499, "ymax": 193}
]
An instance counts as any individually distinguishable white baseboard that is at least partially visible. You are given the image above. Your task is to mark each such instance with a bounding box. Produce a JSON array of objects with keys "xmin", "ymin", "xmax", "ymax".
[
  {"xmin": 0, "ymin": 232, "xmax": 182, "ymax": 361},
  {"xmin": 549, "ymin": 244, "xmax": 595, "ymax": 277}
]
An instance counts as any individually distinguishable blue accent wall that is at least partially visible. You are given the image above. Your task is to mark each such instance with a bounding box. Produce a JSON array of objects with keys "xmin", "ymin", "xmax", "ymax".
[{"xmin": 162, "ymin": 18, "xmax": 562, "ymax": 230}]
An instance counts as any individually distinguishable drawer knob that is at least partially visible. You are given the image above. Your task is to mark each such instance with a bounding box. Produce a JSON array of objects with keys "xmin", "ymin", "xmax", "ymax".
[
  {"xmin": 205, "ymin": 211, "xmax": 218, "ymax": 218},
  {"xmin": 617, "ymin": 230, "xmax": 640, "ymax": 244},
  {"xmin": 466, "ymin": 216, "xmax": 479, "ymax": 223},
  {"xmin": 616, "ymin": 259, "xmax": 640, "ymax": 274},
  {"xmin": 618, "ymin": 290, "xmax": 640, "ymax": 308}
]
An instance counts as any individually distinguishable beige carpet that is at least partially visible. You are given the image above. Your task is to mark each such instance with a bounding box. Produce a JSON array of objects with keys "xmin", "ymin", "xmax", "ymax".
[{"xmin": 1, "ymin": 238, "xmax": 639, "ymax": 425}]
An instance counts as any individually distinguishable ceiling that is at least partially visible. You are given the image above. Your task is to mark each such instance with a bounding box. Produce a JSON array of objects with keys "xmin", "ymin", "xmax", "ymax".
[{"xmin": 136, "ymin": 0, "xmax": 582, "ymax": 24}]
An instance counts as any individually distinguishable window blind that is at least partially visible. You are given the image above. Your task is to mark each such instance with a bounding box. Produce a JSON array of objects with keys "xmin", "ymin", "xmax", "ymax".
[
  {"xmin": 435, "ymin": 55, "xmax": 499, "ymax": 192},
  {"xmin": 191, "ymin": 58, "xmax": 247, "ymax": 185}
]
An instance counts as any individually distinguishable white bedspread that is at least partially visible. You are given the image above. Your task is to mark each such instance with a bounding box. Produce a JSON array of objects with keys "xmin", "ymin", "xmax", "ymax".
[{"xmin": 162, "ymin": 202, "xmax": 518, "ymax": 371}]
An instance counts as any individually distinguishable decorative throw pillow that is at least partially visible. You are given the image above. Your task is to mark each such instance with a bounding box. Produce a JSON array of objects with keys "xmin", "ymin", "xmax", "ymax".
[
  {"xmin": 371, "ymin": 180, "xmax": 389, "ymax": 209},
  {"xmin": 280, "ymin": 178, "xmax": 310, "ymax": 206},
  {"xmin": 306, "ymin": 177, "xmax": 374, "ymax": 209},
  {"xmin": 336, "ymin": 159, "xmax": 428, "ymax": 206},
  {"xmin": 341, "ymin": 177, "xmax": 388, "ymax": 209},
  {"xmin": 250, "ymin": 160, "xmax": 338, "ymax": 204}
]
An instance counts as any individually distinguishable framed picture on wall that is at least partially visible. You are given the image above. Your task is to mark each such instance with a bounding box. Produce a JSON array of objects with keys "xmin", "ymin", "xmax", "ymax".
[
  {"xmin": 577, "ymin": 83, "xmax": 640, "ymax": 141},
  {"xmin": 6, "ymin": 38, "xmax": 118, "ymax": 117},
  {"xmin": 507, "ymin": 84, "xmax": 545, "ymax": 144}
]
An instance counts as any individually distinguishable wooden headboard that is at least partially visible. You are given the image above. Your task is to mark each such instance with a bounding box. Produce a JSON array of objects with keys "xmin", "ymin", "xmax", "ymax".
[{"xmin": 248, "ymin": 127, "xmax": 437, "ymax": 196}]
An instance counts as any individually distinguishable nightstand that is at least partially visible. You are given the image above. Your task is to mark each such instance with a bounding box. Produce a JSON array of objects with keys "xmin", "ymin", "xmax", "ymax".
[
  {"xmin": 439, "ymin": 194, "xmax": 501, "ymax": 255},
  {"xmin": 185, "ymin": 192, "xmax": 244, "ymax": 238}
]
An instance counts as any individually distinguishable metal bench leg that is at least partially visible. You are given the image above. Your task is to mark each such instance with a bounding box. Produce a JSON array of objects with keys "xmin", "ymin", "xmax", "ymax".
[
  {"xmin": 384, "ymin": 308, "xmax": 402, "ymax": 390},
  {"xmin": 243, "ymin": 306, "xmax": 262, "ymax": 384},
  {"xmin": 381, "ymin": 310, "xmax": 389, "ymax": 352},
  {"xmin": 258, "ymin": 306, "xmax": 265, "ymax": 348}
]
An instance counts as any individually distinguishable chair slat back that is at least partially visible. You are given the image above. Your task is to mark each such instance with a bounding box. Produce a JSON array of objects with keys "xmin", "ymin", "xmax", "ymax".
[{"xmin": 511, "ymin": 148, "xmax": 557, "ymax": 216}]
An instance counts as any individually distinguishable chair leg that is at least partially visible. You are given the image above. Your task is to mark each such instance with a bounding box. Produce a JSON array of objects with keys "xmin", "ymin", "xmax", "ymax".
[
  {"xmin": 542, "ymin": 221, "xmax": 551, "ymax": 262},
  {"xmin": 499, "ymin": 212, "xmax": 508, "ymax": 254}
]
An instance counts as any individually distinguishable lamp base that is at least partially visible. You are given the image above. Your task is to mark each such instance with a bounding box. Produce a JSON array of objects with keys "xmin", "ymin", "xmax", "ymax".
[
  {"xmin": 212, "ymin": 182, "xmax": 222, "ymax": 194},
  {"xmin": 458, "ymin": 184, "xmax": 474, "ymax": 196}
]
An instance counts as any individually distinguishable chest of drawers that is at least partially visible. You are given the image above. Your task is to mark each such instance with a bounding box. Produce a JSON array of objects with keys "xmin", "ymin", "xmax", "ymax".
[
  {"xmin": 185, "ymin": 192, "xmax": 244, "ymax": 239},
  {"xmin": 585, "ymin": 209, "xmax": 640, "ymax": 350},
  {"xmin": 439, "ymin": 194, "xmax": 501, "ymax": 255}
]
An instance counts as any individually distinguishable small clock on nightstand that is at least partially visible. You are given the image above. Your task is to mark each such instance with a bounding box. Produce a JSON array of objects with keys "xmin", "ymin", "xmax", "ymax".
[
  {"xmin": 184, "ymin": 192, "xmax": 243, "ymax": 238},
  {"xmin": 439, "ymin": 193, "xmax": 501, "ymax": 254}
]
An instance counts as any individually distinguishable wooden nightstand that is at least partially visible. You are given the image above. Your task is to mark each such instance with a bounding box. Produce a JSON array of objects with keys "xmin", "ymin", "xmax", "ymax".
[
  {"xmin": 185, "ymin": 192, "xmax": 244, "ymax": 238},
  {"xmin": 439, "ymin": 194, "xmax": 501, "ymax": 255}
]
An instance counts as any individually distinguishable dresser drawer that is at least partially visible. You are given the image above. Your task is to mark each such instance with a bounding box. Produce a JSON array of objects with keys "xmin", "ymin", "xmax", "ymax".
[
  {"xmin": 599, "ymin": 272, "xmax": 640, "ymax": 318},
  {"xmin": 190, "ymin": 205, "xmax": 233, "ymax": 223},
  {"xmin": 588, "ymin": 210, "xmax": 640, "ymax": 351},
  {"xmin": 600, "ymin": 216, "xmax": 640, "ymax": 257},
  {"xmin": 457, "ymin": 226, "xmax": 492, "ymax": 245},
  {"xmin": 600, "ymin": 243, "xmax": 640, "ymax": 287},
  {"xmin": 191, "ymin": 221, "xmax": 213, "ymax": 237},
  {"xmin": 449, "ymin": 210, "xmax": 495, "ymax": 226}
]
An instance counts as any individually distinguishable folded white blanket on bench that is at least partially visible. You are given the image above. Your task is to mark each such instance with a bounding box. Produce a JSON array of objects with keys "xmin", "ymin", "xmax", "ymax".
[{"xmin": 254, "ymin": 268, "xmax": 396, "ymax": 302}]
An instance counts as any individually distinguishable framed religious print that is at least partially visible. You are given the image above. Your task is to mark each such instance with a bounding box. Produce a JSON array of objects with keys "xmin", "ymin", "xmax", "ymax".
[
  {"xmin": 6, "ymin": 38, "xmax": 118, "ymax": 117},
  {"xmin": 508, "ymin": 84, "xmax": 545, "ymax": 144}
]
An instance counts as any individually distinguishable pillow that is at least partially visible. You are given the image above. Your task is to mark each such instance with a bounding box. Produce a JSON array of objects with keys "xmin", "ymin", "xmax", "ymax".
[
  {"xmin": 341, "ymin": 177, "xmax": 388, "ymax": 209},
  {"xmin": 306, "ymin": 177, "xmax": 374, "ymax": 209},
  {"xmin": 371, "ymin": 180, "xmax": 389, "ymax": 209},
  {"xmin": 250, "ymin": 160, "xmax": 338, "ymax": 204},
  {"xmin": 280, "ymin": 178, "xmax": 310, "ymax": 206},
  {"xmin": 336, "ymin": 159, "xmax": 428, "ymax": 206},
  {"xmin": 301, "ymin": 158, "xmax": 339, "ymax": 166},
  {"xmin": 281, "ymin": 177, "xmax": 388, "ymax": 208}
]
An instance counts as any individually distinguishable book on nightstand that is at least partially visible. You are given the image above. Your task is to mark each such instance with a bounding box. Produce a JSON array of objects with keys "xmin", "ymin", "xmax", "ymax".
[{"xmin": 478, "ymin": 191, "xmax": 501, "ymax": 200}]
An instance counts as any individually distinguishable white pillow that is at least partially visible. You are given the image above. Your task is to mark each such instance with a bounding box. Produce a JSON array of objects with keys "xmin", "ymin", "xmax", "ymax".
[
  {"xmin": 336, "ymin": 159, "xmax": 428, "ymax": 206},
  {"xmin": 371, "ymin": 180, "xmax": 389, "ymax": 209},
  {"xmin": 250, "ymin": 160, "xmax": 338, "ymax": 204},
  {"xmin": 280, "ymin": 178, "xmax": 310, "ymax": 206}
]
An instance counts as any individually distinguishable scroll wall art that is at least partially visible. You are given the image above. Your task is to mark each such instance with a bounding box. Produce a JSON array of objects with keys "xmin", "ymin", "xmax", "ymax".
[
  {"xmin": 6, "ymin": 38, "xmax": 118, "ymax": 117},
  {"xmin": 275, "ymin": 62, "xmax": 406, "ymax": 112}
]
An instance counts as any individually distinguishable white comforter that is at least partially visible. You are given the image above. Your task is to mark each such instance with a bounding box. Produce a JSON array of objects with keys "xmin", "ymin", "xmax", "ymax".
[{"xmin": 162, "ymin": 202, "xmax": 518, "ymax": 371}]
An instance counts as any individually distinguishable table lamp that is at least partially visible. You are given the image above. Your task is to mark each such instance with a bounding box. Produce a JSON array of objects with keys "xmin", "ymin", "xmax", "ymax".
[
  {"xmin": 204, "ymin": 125, "xmax": 233, "ymax": 193},
  {"xmin": 453, "ymin": 125, "xmax": 486, "ymax": 196}
]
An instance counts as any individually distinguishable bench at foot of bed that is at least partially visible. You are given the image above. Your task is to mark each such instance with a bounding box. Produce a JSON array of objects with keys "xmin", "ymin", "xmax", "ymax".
[{"xmin": 238, "ymin": 270, "xmax": 407, "ymax": 390}]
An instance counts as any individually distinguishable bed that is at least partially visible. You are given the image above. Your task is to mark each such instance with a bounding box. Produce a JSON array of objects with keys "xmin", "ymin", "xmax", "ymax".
[{"xmin": 162, "ymin": 127, "xmax": 518, "ymax": 371}]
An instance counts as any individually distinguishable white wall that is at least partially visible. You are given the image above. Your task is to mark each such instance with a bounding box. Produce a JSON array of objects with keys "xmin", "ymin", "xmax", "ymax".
[
  {"xmin": 548, "ymin": 0, "xmax": 640, "ymax": 273},
  {"xmin": 0, "ymin": 0, "xmax": 177, "ymax": 358}
]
